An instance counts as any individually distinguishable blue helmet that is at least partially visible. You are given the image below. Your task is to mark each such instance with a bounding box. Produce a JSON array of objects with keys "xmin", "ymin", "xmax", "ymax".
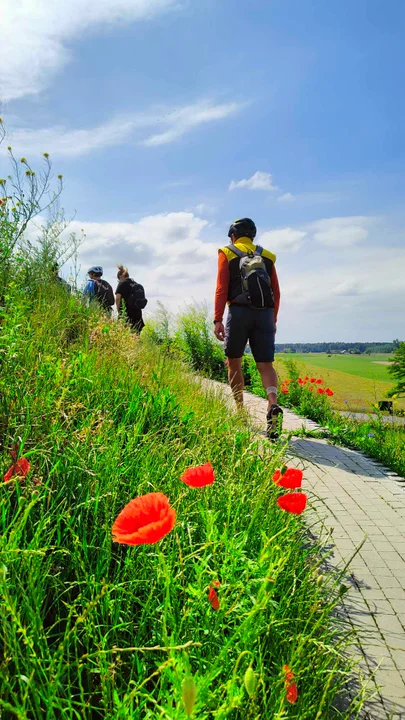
[{"xmin": 88, "ymin": 265, "xmax": 103, "ymax": 275}]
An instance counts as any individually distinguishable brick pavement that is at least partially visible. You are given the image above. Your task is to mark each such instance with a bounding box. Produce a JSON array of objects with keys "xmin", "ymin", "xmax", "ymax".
[{"xmin": 203, "ymin": 379, "xmax": 405, "ymax": 719}]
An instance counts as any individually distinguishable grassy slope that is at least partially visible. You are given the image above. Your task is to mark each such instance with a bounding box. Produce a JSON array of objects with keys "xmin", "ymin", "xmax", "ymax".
[
  {"xmin": 0, "ymin": 289, "xmax": 364, "ymax": 719},
  {"xmin": 275, "ymin": 355, "xmax": 402, "ymax": 412}
]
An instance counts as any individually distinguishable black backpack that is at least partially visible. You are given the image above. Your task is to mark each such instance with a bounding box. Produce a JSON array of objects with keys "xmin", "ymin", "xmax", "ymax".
[
  {"xmin": 228, "ymin": 243, "xmax": 274, "ymax": 310},
  {"xmin": 124, "ymin": 280, "xmax": 148, "ymax": 313},
  {"xmin": 94, "ymin": 279, "xmax": 114, "ymax": 308}
]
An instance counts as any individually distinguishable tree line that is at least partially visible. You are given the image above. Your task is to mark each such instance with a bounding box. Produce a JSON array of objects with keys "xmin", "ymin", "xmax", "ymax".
[{"xmin": 275, "ymin": 341, "xmax": 401, "ymax": 354}]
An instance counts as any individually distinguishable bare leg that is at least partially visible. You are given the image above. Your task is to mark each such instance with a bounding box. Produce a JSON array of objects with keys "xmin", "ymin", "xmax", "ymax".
[
  {"xmin": 256, "ymin": 361, "xmax": 278, "ymax": 409},
  {"xmin": 228, "ymin": 357, "xmax": 244, "ymax": 408}
]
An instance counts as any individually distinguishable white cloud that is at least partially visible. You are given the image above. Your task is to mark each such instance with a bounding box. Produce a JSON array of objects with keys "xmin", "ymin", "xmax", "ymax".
[
  {"xmin": 332, "ymin": 280, "xmax": 363, "ymax": 296},
  {"xmin": 259, "ymin": 227, "xmax": 307, "ymax": 252},
  {"xmin": 193, "ymin": 203, "xmax": 217, "ymax": 216},
  {"xmin": 280, "ymin": 246, "xmax": 405, "ymax": 308},
  {"xmin": 1, "ymin": 100, "xmax": 244, "ymax": 157},
  {"xmin": 142, "ymin": 101, "xmax": 242, "ymax": 147},
  {"xmin": 277, "ymin": 192, "xmax": 294, "ymax": 203},
  {"xmin": 2, "ymin": 118, "xmax": 140, "ymax": 158},
  {"xmin": 229, "ymin": 171, "xmax": 278, "ymax": 192},
  {"xmin": 308, "ymin": 216, "xmax": 372, "ymax": 248},
  {"xmin": 0, "ymin": 0, "xmax": 178, "ymax": 101}
]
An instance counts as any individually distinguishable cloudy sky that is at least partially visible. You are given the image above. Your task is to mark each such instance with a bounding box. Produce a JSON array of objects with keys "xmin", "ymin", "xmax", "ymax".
[{"xmin": 1, "ymin": 0, "xmax": 404, "ymax": 342}]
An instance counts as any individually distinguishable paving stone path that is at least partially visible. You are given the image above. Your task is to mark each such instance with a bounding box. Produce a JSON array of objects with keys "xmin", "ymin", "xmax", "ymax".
[{"xmin": 204, "ymin": 379, "xmax": 405, "ymax": 719}]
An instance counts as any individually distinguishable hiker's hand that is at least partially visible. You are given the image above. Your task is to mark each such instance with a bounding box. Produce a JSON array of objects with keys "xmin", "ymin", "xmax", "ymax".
[{"xmin": 214, "ymin": 321, "xmax": 225, "ymax": 341}]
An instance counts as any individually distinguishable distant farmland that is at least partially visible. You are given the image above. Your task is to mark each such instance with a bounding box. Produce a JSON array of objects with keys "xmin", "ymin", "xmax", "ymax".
[{"xmin": 274, "ymin": 353, "xmax": 401, "ymax": 412}]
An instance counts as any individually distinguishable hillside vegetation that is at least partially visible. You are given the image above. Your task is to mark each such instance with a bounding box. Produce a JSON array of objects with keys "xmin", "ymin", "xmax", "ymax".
[{"xmin": 0, "ymin": 281, "xmax": 367, "ymax": 718}]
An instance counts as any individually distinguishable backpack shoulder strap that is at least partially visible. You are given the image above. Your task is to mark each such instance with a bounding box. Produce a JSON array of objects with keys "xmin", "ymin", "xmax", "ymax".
[
  {"xmin": 254, "ymin": 245, "xmax": 263, "ymax": 256},
  {"xmin": 227, "ymin": 243, "xmax": 247, "ymax": 259}
]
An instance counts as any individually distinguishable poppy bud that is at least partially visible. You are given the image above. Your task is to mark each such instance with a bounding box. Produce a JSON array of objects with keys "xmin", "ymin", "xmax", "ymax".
[
  {"xmin": 182, "ymin": 675, "xmax": 197, "ymax": 716},
  {"xmin": 244, "ymin": 666, "xmax": 258, "ymax": 698},
  {"xmin": 316, "ymin": 574, "xmax": 325, "ymax": 585}
]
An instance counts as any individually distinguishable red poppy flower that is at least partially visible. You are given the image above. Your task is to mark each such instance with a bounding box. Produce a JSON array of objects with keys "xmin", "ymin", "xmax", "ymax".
[
  {"xmin": 208, "ymin": 582, "xmax": 220, "ymax": 610},
  {"xmin": 310, "ymin": 378, "xmax": 316, "ymax": 383},
  {"xmin": 180, "ymin": 462, "xmax": 215, "ymax": 488},
  {"xmin": 4, "ymin": 457, "xmax": 31, "ymax": 483},
  {"xmin": 283, "ymin": 665, "xmax": 298, "ymax": 704},
  {"xmin": 317, "ymin": 387, "xmax": 325, "ymax": 394},
  {"xmin": 277, "ymin": 493, "xmax": 307, "ymax": 515},
  {"xmin": 273, "ymin": 468, "xmax": 303, "ymax": 489},
  {"xmin": 298, "ymin": 378, "xmax": 304, "ymax": 385},
  {"xmin": 325, "ymin": 388, "xmax": 334, "ymax": 397},
  {"xmin": 316, "ymin": 379, "xmax": 323, "ymax": 384},
  {"xmin": 281, "ymin": 386, "xmax": 289, "ymax": 394},
  {"xmin": 304, "ymin": 376, "xmax": 309, "ymax": 381},
  {"xmin": 112, "ymin": 492, "xmax": 176, "ymax": 545}
]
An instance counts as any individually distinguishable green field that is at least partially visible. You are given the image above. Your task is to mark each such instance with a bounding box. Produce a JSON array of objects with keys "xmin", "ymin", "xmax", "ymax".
[
  {"xmin": 275, "ymin": 353, "xmax": 400, "ymax": 413},
  {"xmin": 287, "ymin": 353, "xmax": 393, "ymax": 382}
]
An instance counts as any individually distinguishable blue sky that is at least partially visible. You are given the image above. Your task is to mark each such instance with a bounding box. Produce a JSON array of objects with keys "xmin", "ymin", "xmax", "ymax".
[{"xmin": 1, "ymin": 0, "xmax": 404, "ymax": 342}]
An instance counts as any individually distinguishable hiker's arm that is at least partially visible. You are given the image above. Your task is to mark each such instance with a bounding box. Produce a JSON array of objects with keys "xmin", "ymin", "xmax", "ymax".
[
  {"xmin": 213, "ymin": 251, "xmax": 229, "ymax": 341},
  {"xmin": 116, "ymin": 293, "xmax": 122, "ymax": 313},
  {"xmin": 271, "ymin": 265, "xmax": 280, "ymax": 324},
  {"xmin": 214, "ymin": 251, "xmax": 229, "ymax": 323}
]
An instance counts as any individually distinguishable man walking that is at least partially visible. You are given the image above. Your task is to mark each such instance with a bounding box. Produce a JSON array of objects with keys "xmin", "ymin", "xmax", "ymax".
[
  {"xmin": 213, "ymin": 218, "xmax": 282, "ymax": 438},
  {"xmin": 83, "ymin": 266, "xmax": 115, "ymax": 314}
]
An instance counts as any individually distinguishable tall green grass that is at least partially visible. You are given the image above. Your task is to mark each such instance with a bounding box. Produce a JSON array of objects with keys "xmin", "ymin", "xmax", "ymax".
[{"xmin": 0, "ymin": 288, "xmax": 366, "ymax": 718}]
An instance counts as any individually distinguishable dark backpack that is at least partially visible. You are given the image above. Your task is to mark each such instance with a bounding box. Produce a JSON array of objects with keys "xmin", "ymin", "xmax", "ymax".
[
  {"xmin": 94, "ymin": 279, "xmax": 114, "ymax": 308},
  {"xmin": 228, "ymin": 243, "xmax": 274, "ymax": 310},
  {"xmin": 124, "ymin": 280, "xmax": 148, "ymax": 313}
]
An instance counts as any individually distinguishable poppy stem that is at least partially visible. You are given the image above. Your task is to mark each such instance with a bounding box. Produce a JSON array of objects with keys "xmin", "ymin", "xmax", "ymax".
[{"xmin": 158, "ymin": 550, "xmax": 172, "ymax": 646}]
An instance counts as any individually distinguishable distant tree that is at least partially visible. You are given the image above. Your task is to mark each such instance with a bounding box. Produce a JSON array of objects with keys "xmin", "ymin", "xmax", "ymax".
[{"xmin": 388, "ymin": 342, "xmax": 405, "ymax": 398}]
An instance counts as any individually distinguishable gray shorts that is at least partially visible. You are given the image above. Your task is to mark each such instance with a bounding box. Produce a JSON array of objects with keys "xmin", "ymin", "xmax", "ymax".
[{"xmin": 224, "ymin": 305, "xmax": 275, "ymax": 362}]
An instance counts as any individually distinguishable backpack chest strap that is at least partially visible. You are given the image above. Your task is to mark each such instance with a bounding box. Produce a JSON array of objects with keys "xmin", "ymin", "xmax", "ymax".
[{"xmin": 227, "ymin": 243, "xmax": 263, "ymax": 258}]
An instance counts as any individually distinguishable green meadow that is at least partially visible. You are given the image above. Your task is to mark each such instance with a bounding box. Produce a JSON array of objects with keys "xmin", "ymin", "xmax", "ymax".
[{"xmin": 0, "ymin": 286, "xmax": 366, "ymax": 719}]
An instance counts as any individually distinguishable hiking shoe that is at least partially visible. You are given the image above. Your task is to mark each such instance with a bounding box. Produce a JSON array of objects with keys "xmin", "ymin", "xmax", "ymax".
[{"xmin": 267, "ymin": 404, "xmax": 283, "ymax": 440}]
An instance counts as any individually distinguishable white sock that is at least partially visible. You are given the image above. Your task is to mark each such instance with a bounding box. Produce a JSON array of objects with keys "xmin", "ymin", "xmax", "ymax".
[{"xmin": 266, "ymin": 386, "xmax": 278, "ymax": 399}]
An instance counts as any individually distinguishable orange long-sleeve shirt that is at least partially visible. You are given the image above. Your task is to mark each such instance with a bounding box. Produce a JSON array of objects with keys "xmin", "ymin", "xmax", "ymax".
[{"xmin": 214, "ymin": 250, "xmax": 280, "ymax": 323}]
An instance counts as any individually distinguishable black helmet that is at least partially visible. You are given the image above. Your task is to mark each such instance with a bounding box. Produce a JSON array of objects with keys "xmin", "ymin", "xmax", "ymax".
[{"xmin": 228, "ymin": 218, "xmax": 257, "ymax": 239}]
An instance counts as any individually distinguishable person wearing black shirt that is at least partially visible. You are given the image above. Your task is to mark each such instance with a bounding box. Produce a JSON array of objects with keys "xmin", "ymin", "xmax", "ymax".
[{"xmin": 115, "ymin": 264, "xmax": 147, "ymax": 333}]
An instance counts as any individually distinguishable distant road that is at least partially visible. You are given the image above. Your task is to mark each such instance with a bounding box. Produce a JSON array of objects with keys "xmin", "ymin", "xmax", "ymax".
[{"xmin": 339, "ymin": 411, "xmax": 404, "ymax": 426}]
